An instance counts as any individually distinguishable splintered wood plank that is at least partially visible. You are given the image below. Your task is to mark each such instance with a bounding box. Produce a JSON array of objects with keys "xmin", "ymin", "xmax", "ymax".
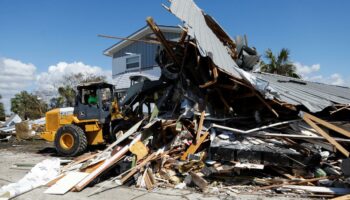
[
  {"xmin": 270, "ymin": 166, "xmax": 295, "ymax": 180},
  {"xmin": 189, "ymin": 172, "xmax": 208, "ymax": 191},
  {"xmin": 303, "ymin": 116, "xmax": 349, "ymax": 157},
  {"xmin": 303, "ymin": 112, "xmax": 350, "ymax": 138},
  {"xmin": 144, "ymin": 172, "xmax": 152, "ymax": 190},
  {"xmin": 62, "ymin": 152, "xmax": 98, "ymax": 171},
  {"xmin": 234, "ymin": 163, "xmax": 264, "ymax": 170},
  {"xmin": 143, "ymin": 168, "xmax": 156, "ymax": 190},
  {"xmin": 283, "ymin": 185, "xmax": 350, "ymax": 195},
  {"xmin": 181, "ymin": 132, "xmax": 209, "ymax": 161},
  {"xmin": 45, "ymin": 172, "xmax": 89, "ymax": 195},
  {"xmin": 255, "ymin": 176, "xmax": 329, "ymax": 191},
  {"xmin": 80, "ymin": 160, "xmax": 105, "ymax": 173},
  {"xmin": 199, "ymin": 66, "xmax": 218, "ymax": 88},
  {"xmin": 146, "ymin": 17, "xmax": 180, "ymax": 66},
  {"xmin": 74, "ymin": 134, "xmax": 142, "ymax": 191},
  {"xmin": 46, "ymin": 174, "xmax": 65, "ymax": 187},
  {"xmin": 331, "ymin": 194, "xmax": 350, "ymax": 200},
  {"xmin": 195, "ymin": 111, "xmax": 205, "ymax": 144}
]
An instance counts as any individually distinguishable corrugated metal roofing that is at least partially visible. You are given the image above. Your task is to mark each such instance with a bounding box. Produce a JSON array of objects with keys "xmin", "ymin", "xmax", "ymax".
[
  {"xmin": 3, "ymin": 114, "xmax": 21, "ymax": 127},
  {"xmin": 254, "ymin": 72, "xmax": 350, "ymax": 113},
  {"xmin": 169, "ymin": 0, "xmax": 243, "ymax": 80},
  {"xmin": 167, "ymin": 0, "xmax": 350, "ymax": 113}
]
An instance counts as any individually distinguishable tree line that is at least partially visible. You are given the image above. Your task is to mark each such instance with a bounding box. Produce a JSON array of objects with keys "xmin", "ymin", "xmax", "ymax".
[{"xmin": 0, "ymin": 73, "xmax": 106, "ymax": 120}]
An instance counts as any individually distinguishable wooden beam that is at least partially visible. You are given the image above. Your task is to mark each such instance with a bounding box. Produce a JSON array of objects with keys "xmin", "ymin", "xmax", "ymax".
[
  {"xmin": 331, "ymin": 194, "xmax": 350, "ymax": 200},
  {"xmin": 146, "ymin": 17, "xmax": 180, "ymax": 66},
  {"xmin": 199, "ymin": 66, "xmax": 218, "ymax": 88},
  {"xmin": 178, "ymin": 29, "xmax": 188, "ymax": 44},
  {"xmin": 254, "ymin": 91, "xmax": 279, "ymax": 118},
  {"xmin": 302, "ymin": 115, "xmax": 349, "ymax": 157},
  {"xmin": 181, "ymin": 132, "xmax": 209, "ymax": 161},
  {"xmin": 143, "ymin": 168, "xmax": 156, "ymax": 190},
  {"xmin": 229, "ymin": 77, "xmax": 251, "ymax": 88},
  {"xmin": 229, "ymin": 77, "xmax": 279, "ymax": 117},
  {"xmin": 81, "ymin": 160, "xmax": 105, "ymax": 173},
  {"xmin": 272, "ymin": 99, "xmax": 297, "ymax": 111},
  {"xmin": 303, "ymin": 112, "xmax": 350, "ymax": 138},
  {"xmin": 46, "ymin": 174, "xmax": 65, "ymax": 187},
  {"xmin": 45, "ymin": 172, "xmax": 89, "ymax": 195},
  {"xmin": 62, "ymin": 152, "xmax": 98, "ymax": 171},
  {"xmin": 98, "ymin": 34, "xmax": 160, "ymax": 44},
  {"xmin": 330, "ymin": 105, "xmax": 350, "ymax": 115},
  {"xmin": 283, "ymin": 185, "xmax": 350, "ymax": 195},
  {"xmin": 189, "ymin": 172, "xmax": 208, "ymax": 191},
  {"xmin": 216, "ymin": 89, "xmax": 232, "ymax": 112},
  {"xmin": 255, "ymin": 176, "xmax": 330, "ymax": 191},
  {"xmin": 269, "ymin": 166, "xmax": 295, "ymax": 180},
  {"xmin": 195, "ymin": 111, "xmax": 205, "ymax": 144}
]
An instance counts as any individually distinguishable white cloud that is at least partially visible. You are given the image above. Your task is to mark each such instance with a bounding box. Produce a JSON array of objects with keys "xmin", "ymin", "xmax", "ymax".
[
  {"xmin": 36, "ymin": 61, "xmax": 112, "ymax": 96},
  {"xmin": 305, "ymin": 75, "xmax": 323, "ymax": 82},
  {"xmin": 294, "ymin": 62, "xmax": 346, "ymax": 86},
  {"xmin": 329, "ymin": 73, "xmax": 345, "ymax": 86},
  {"xmin": 294, "ymin": 62, "xmax": 320, "ymax": 76},
  {"xmin": 0, "ymin": 58, "xmax": 37, "ymax": 113},
  {"xmin": 35, "ymin": 62, "xmax": 112, "ymax": 105},
  {"xmin": 304, "ymin": 74, "xmax": 345, "ymax": 86},
  {"xmin": 0, "ymin": 58, "xmax": 111, "ymax": 114}
]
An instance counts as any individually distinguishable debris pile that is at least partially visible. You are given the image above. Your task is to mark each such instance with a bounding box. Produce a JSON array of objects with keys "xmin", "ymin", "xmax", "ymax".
[
  {"xmin": 0, "ymin": 114, "xmax": 22, "ymax": 137},
  {"xmin": 2, "ymin": 0, "xmax": 350, "ymax": 199},
  {"xmin": 0, "ymin": 114, "xmax": 45, "ymax": 142}
]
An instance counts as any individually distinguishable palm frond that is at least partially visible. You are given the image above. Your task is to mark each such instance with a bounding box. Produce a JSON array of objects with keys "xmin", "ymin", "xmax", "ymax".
[
  {"xmin": 277, "ymin": 48, "xmax": 290, "ymax": 66},
  {"xmin": 264, "ymin": 49, "xmax": 277, "ymax": 73}
]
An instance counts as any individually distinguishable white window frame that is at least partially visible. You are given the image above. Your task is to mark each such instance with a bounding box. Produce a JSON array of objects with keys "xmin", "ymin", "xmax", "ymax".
[{"xmin": 125, "ymin": 54, "xmax": 141, "ymax": 70}]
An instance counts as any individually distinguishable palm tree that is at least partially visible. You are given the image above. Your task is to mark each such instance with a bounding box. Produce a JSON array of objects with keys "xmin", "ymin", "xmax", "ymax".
[
  {"xmin": 260, "ymin": 48, "xmax": 300, "ymax": 78},
  {"xmin": 58, "ymin": 86, "xmax": 76, "ymax": 107}
]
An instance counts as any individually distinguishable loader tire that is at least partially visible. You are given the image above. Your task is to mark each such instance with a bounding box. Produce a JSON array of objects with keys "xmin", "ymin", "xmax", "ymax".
[{"xmin": 54, "ymin": 124, "xmax": 87, "ymax": 157}]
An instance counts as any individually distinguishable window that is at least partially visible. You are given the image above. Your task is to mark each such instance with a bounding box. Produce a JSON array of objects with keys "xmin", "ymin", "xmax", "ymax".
[
  {"xmin": 81, "ymin": 89, "xmax": 97, "ymax": 104},
  {"xmin": 126, "ymin": 55, "xmax": 140, "ymax": 69},
  {"xmin": 100, "ymin": 88, "xmax": 112, "ymax": 102}
]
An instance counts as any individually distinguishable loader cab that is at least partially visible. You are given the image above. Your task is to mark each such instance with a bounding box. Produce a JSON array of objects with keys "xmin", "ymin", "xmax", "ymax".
[{"xmin": 74, "ymin": 82, "xmax": 114, "ymax": 124}]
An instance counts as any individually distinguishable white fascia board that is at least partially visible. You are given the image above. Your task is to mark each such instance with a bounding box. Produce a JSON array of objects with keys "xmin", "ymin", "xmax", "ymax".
[{"xmin": 104, "ymin": 26, "xmax": 181, "ymax": 57}]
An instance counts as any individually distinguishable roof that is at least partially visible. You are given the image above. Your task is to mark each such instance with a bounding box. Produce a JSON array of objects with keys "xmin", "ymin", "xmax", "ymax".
[
  {"xmin": 3, "ymin": 114, "xmax": 21, "ymax": 127},
  {"xmin": 168, "ymin": 0, "xmax": 244, "ymax": 80},
  {"xmin": 77, "ymin": 81, "xmax": 113, "ymax": 89},
  {"xmin": 104, "ymin": 25, "xmax": 181, "ymax": 57},
  {"xmin": 254, "ymin": 72, "xmax": 350, "ymax": 113},
  {"xmin": 112, "ymin": 68, "xmax": 161, "ymax": 91}
]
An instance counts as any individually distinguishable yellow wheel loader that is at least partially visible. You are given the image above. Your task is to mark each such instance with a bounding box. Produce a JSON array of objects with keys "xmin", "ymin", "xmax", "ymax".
[{"xmin": 40, "ymin": 82, "xmax": 134, "ymax": 156}]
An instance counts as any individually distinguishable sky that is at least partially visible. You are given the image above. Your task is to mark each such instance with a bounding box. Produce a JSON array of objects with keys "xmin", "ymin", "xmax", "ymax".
[{"xmin": 0, "ymin": 0, "xmax": 350, "ymax": 113}]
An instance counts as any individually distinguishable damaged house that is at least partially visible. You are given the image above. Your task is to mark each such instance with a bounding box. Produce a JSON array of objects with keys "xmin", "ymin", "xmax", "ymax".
[
  {"xmin": 103, "ymin": 25, "xmax": 182, "ymax": 96},
  {"xmin": 2, "ymin": 0, "xmax": 350, "ymax": 198}
]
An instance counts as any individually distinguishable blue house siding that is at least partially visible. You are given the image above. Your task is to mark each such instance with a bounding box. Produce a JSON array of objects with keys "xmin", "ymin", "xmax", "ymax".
[{"xmin": 112, "ymin": 32, "xmax": 180, "ymax": 70}]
